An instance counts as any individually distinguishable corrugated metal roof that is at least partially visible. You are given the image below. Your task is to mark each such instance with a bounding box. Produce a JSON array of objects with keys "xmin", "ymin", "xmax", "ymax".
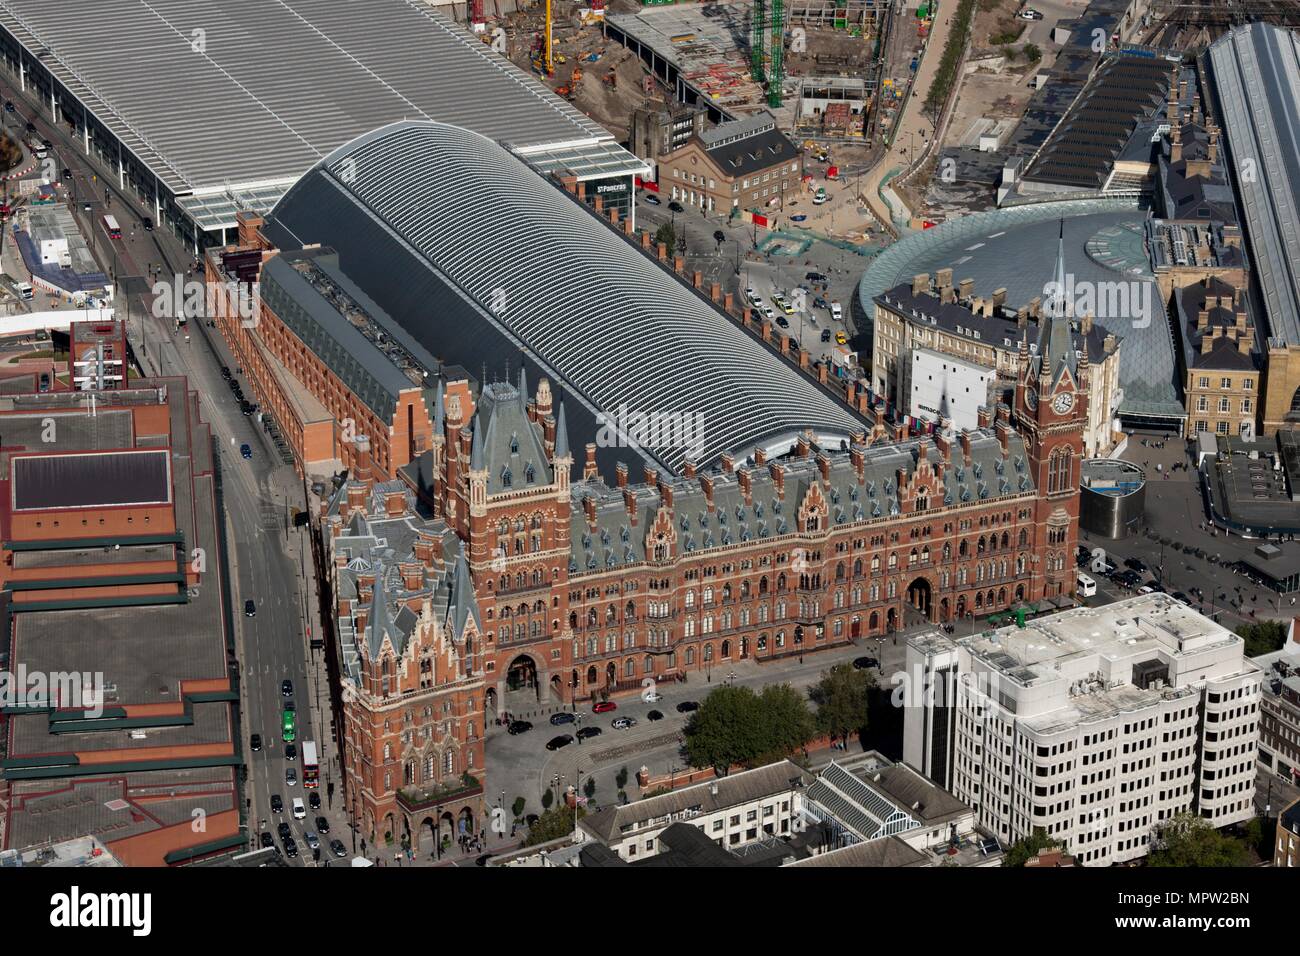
[
  {"xmin": 267, "ymin": 121, "xmax": 864, "ymax": 474},
  {"xmin": 11, "ymin": 450, "xmax": 171, "ymax": 511},
  {"xmin": 1207, "ymin": 22, "xmax": 1300, "ymax": 347},
  {"xmin": 0, "ymin": 0, "xmax": 641, "ymax": 225}
]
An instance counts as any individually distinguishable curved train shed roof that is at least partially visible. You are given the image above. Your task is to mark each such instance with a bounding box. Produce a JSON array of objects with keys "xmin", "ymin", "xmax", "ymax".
[{"xmin": 265, "ymin": 121, "xmax": 864, "ymax": 475}]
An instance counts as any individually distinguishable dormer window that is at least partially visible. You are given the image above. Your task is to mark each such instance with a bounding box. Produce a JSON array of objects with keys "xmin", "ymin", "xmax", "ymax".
[
  {"xmin": 510, "ymin": 434, "xmax": 519, "ymax": 454},
  {"xmin": 525, "ymin": 463, "xmax": 536, "ymax": 484},
  {"xmin": 500, "ymin": 467, "xmax": 512, "ymax": 488}
]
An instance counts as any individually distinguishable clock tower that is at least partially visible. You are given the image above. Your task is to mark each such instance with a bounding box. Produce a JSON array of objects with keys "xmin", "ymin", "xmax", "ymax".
[{"xmin": 1015, "ymin": 221, "xmax": 1088, "ymax": 602}]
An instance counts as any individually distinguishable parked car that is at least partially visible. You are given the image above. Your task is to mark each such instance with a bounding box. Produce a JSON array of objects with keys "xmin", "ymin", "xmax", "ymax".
[
  {"xmin": 612, "ymin": 717, "xmax": 637, "ymax": 730},
  {"xmin": 775, "ymin": 315, "xmax": 790, "ymax": 329},
  {"xmin": 309, "ymin": 792, "xmax": 321, "ymax": 811},
  {"xmin": 292, "ymin": 798, "xmax": 306, "ymax": 820},
  {"xmin": 852, "ymin": 656, "xmax": 879, "ymax": 670},
  {"xmin": 668, "ymin": 201, "xmax": 684, "ymax": 212},
  {"xmin": 549, "ymin": 712, "xmax": 577, "ymax": 726},
  {"xmin": 820, "ymin": 329, "xmax": 832, "ymax": 342},
  {"xmin": 315, "ymin": 816, "xmax": 330, "ymax": 834},
  {"xmin": 576, "ymin": 726, "xmax": 602, "ymax": 741},
  {"xmin": 2, "ymin": 101, "xmax": 12, "ymax": 113},
  {"xmin": 592, "ymin": 701, "xmax": 617, "ymax": 714},
  {"xmin": 546, "ymin": 734, "xmax": 574, "ymax": 751},
  {"xmin": 250, "ymin": 734, "xmax": 262, "ymax": 752},
  {"xmin": 1020, "ymin": 8, "xmax": 1044, "ymax": 20},
  {"xmin": 647, "ymin": 710, "xmax": 664, "ymax": 721},
  {"xmin": 805, "ymin": 271, "xmax": 828, "ymax": 283},
  {"xmin": 141, "ymin": 216, "xmax": 154, "ymax": 232},
  {"xmin": 676, "ymin": 701, "xmax": 699, "ymax": 713},
  {"xmin": 1124, "ymin": 557, "xmax": 1148, "ymax": 573},
  {"xmin": 330, "ymin": 839, "xmax": 348, "ymax": 858},
  {"xmin": 642, "ymin": 692, "xmax": 663, "ymax": 703},
  {"xmin": 507, "ymin": 720, "xmax": 534, "ymax": 735},
  {"xmin": 1172, "ymin": 591, "xmax": 1192, "ymax": 605},
  {"xmin": 644, "ymin": 193, "xmax": 661, "ymax": 205}
]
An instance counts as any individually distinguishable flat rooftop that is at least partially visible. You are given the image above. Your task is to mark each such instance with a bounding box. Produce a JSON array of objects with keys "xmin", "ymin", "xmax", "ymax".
[{"xmin": 0, "ymin": 0, "xmax": 643, "ymax": 229}]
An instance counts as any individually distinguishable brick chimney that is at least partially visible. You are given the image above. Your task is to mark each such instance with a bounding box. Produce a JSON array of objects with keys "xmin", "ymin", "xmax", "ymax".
[
  {"xmin": 754, "ymin": 448, "xmax": 767, "ymax": 466},
  {"xmin": 721, "ymin": 453, "xmax": 735, "ymax": 474},
  {"xmin": 624, "ymin": 486, "xmax": 638, "ymax": 524},
  {"xmin": 583, "ymin": 494, "xmax": 597, "ymax": 527},
  {"xmin": 701, "ymin": 474, "xmax": 715, "ymax": 510},
  {"xmin": 959, "ymin": 431, "xmax": 972, "ymax": 463},
  {"xmin": 912, "ymin": 273, "xmax": 930, "ymax": 296},
  {"xmin": 850, "ymin": 444, "xmax": 865, "ymax": 483},
  {"xmin": 770, "ymin": 461, "xmax": 785, "ymax": 499},
  {"xmin": 816, "ymin": 453, "xmax": 831, "ymax": 482},
  {"xmin": 644, "ymin": 465, "xmax": 658, "ymax": 486},
  {"xmin": 738, "ymin": 467, "xmax": 752, "ymax": 502},
  {"xmin": 385, "ymin": 489, "xmax": 405, "ymax": 517},
  {"xmin": 616, "ymin": 462, "xmax": 629, "ymax": 488},
  {"xmin": 584, "ymin": 443, "xmax": 599, "ymax": 480},
  {"xmin": 400, "ymin": 561, "xmax": 423, "ymax": 590},
  {"xmin": 683, "ymin": 460, "xmax": 697, "ymax": 478}
]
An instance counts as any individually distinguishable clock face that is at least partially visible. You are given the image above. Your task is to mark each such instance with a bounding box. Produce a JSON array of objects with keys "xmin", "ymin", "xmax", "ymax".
[
  {"xmin": 1052, "ymin": 391, "xmax": 1075, "ymax": 415},
  {"xmin": 1025, "ymin": 387, "xmax": 1038, "ymax": 411}
]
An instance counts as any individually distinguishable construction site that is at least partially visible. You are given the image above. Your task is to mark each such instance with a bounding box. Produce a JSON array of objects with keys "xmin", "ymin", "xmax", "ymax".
[{"xmin": 453, "ymin": 0, "xmax": 895, "ymax": 144}]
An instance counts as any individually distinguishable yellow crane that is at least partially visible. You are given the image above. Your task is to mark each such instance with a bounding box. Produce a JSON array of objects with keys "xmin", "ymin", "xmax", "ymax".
[{"xmin": 544, "ymin": 0, "xmax": 554, "ymax": 76}]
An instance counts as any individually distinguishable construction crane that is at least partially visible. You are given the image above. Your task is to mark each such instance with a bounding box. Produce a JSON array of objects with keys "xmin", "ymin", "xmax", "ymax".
[
  {"xmin": 530, "ymin": 0, "xmax": 554, "ymax": 76},
  {"xmin": 750, "ymin": 0, "xmax": 786, "ymax": 107}
]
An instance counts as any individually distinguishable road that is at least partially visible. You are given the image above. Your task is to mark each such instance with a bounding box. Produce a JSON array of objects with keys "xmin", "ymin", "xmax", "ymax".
[{"xmin": 0, "ymin": 81, "xmax": 346, "ymax": 865}]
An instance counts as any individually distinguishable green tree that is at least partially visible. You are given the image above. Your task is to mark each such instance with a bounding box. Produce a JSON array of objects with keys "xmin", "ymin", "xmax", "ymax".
[
  {"xmin": 1021, "ymin": 43, "xmax": 1041, "ymax": 62},
  {"xmin": 1002, "ymin": 828, "xmax": 1061, "ymax": 867},
  {"xmin": 615, "ymin": 766, "xmax": 629, "ymax": 790},
  {"xmin": 1236, "ymin": 619, "xmax": 1286, "ymax": 657},
  {"xmin": 809, "ymin": 663, "xmax": 873, "ymax": 746},
  {"xmin": 541, "ymin": 788, "xmax": 554, "ymax": 810},
  {"xmin": 523, "ymin": 804, "xmax": 586, "ymax": 847},
  {"xmin": 653, "ymin": 222, "xmax": 678, "ymax": 257},
  {"xmin": 511, "ymin": 796, "xmax": 526, "ymax": 820},
  {"xmin": 683, "ymin": 683, "xmax": 816, "ymax": 772},
  {"xmin": 583, "ymin": 776, "xmax": 597, "ymax": 800},
  {"xmin": 1148, "ymin": 812, "xmax": 1251, "ymax": 867}
]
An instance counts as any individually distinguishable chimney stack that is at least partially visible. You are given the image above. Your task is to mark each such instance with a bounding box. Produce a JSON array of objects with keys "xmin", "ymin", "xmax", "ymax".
[
  {"xmin": 584, "ymin": 443, "xmax": 599, "ymax": 480},
  {"xmin": 616, "ymin": 462, "xmax": 629, "ymax": 488}
]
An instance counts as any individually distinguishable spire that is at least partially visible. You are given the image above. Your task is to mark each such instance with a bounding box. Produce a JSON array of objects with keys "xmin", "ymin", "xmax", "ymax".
[
  {"xmin": 448, "ymin": 546, "xmax": 483, "ymax": 638},
  {"xmin": 469, "ymin": 412, "xmax": 485, "ymax": 472},
  {"xmin": 554, "ymin": 399, "xmax": 571, "ymax": 461},
  {"xmin": 432, "ymin": 377, "xmax": 445, "ymax": 434},
  {"xmin": 518, "ymin": 362, "xmax": 528, "ymax": 400},
  {"xmin": 1038, "ymin": 219, "xmax": 1076, "ymax": 380},
  {"xmin": 1048, "ymin": 219, "xmax": 1068, "ymax": 321}
]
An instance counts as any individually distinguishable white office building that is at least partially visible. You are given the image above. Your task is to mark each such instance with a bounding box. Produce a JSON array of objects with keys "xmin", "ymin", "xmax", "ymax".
[
  {"xmin": 903, "ymin": 347, "xmax": 995, "ymax": 432},
  {"xmin": 903, "ymin": 594, "xmax": 1262, "ymax": 865}
]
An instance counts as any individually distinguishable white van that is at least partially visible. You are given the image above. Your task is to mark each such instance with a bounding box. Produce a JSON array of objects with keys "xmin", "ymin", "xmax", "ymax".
[
  {"xmin": 1076, "ymin": 572, "xmax": 1097, "ymax": 597},
  {"xmin": 15, "ymin": 281, "xmax": 32, "ymax": 300},
  {"xmin": 291, "ymin": 797, "xmax": 306, "ymax": 820}
]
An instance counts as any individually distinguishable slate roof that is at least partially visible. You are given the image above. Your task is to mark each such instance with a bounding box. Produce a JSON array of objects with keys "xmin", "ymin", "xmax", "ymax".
[
  {"xmin": 1174, "ymin": 277, "xmax": 1260, "ymax": 374},
  {"xmin": 786, "ymin": 835, "xmax": 930, "ymax": 867}
]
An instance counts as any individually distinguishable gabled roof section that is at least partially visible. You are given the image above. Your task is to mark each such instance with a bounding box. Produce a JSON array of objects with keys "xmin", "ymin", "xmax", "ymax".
[
  {"xmin": 447, "ymin": 547, "xmax": 482, "ymax": 639},
  {"xmin": 478, "ymin": 380, "xmax": 552, "ymax": 494}
]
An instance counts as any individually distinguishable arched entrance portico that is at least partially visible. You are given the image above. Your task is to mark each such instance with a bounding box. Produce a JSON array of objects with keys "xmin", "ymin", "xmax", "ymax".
[
  {"xmin": 906, "ymin": 577, "xmax": 933, "ymax": 620},
  {"xmin": 506, "ymin": 655, "xmax": 538, "ymax": 694}
]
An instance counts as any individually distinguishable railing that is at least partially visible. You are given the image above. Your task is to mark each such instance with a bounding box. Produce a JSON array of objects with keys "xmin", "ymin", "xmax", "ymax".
[{"xmin": 395, "ymin": 775, "xmax": 482, "ymax": 814}]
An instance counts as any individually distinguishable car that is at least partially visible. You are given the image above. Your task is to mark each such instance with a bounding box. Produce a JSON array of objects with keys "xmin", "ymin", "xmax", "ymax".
[
  {"xmin": 1137, "ymin": 585, "xmax": 1154, "ymax": 595},
  {"xmin": 286, "ymin": 768, "xmax": 297, "ymax": 787},
  {"xmin": 778, "ymin": 299, "xmax": 796, "ymax": 316},
  {"xmin": 220, "ymin": 366, "xmax": 231, "ymax": 379},
  {"xmin": 277, "ymin": 822, "xmax": 291, "ymax": 840},
  {"xmin": 642, "ymin": 692, "xmax": 663, "ymax": 703},
  {"xmin": 281, "ymin": 679, "xmax": 294, "ymax": 698},
  {"xmin": 745, "ymin": 287, "xmax": 762, "ymax": 305},
  {"xmin": 303, "ymin": 831, "xmax": 321, "ymax": 851},
  {"xmin": 760, "ymin": 305, "xmax": 776, "ymax": 321},
  {"xmin": 668, "ymin": 201, "xmax": 684, "ymax": 212},
  {"xmin": 285, "ymin": 743, "xmax": 297, "ymax": 761},
  {"xmin": 820, "ymin": 329, "xmax": 832, "ymax": 342},
  {"xmin": 806, "ymin": 271, "xmax": 828, "ymax": 283},
  {"xmin": 647, "ymin": 710, "xmax": 664, "ymax": 721},
  {"xmin": 834, "ymin": 331, "xmax": 848, "ymax": 345},
  {"xmin": 240, "ymin": 443, "xmax": 252, "ymax": 460},
  {"xmin": 330, "ymin": 839, "xmax": 347, "ymax": 858},
  {"xmin": 24, "ymin": 122, "xmax": 35, "ymax": 134},
  {"xmin": 292, "ymin": 797, "xmax": 306, "ymax": 820},
  {"xmin": 612, "ymin": 717, "xmax": 637, "ymax": 730},
  {"xmin": 283, "ymin": 837, "xmax": 298, "ymax": 858},
  {"xmin": 676, "ymin": 701, "xmax": 699, "ymax": 713},
  {"xmin": 315, "ymin": 815, "xmax": 330, "ymax": 833},
  {"xmin": 775, "ymin": 316, "xmax": 790, "ymax": 329},
  {"xmin": 270, "ymin": 795, "xmax": 284, "ymax": 814},
  {"xmin": 2, "ymin": 101, "xmax": 12, "ymax": 112},
  {"xmin": 644, "ymin": 193, "xmax": 661, "ymax": 205},
  {"xmin": 309, "ymin": 792, "xmax": 321, "ymax": 811},
  {"xmin": 1020, "ymin": 8, "xmax": 1044, "ymax": 20},
  {"xmin": 593, "ymin": 701, "xmax": 617, "ymax": 714},
  {"xmin": 790, "ymin": 214, "xmax": 808, "ymax": 222},
  {"xmin": 507, "ymin": 720, "xmax": 534, "ymax": 735},
  {"xmin": 260, "ymin": 832, "xmax": 275, "ymax": 849},
  {"xmin": 244, "ymin": 599, "xmax": 256, "ymax": 617},
  {"xmin": 1124, "ymin": 557, "xmax": 1148, "ymax": 573},
  {"xmin": 61, "ymin": 167, "xmax": 71, "ymax": 180},
  {"xmin": 41, "ymin": 139, "xmax": 51, "ymax": 149},
  {"xmin": 284, "ymin": 699, "xmax": 295, "ymax": 712},
  {"xmin": 1172, "ymin": 591, "xmax": 1192, "ymax": 604},
  {"xmin": 250, "ymin": 733, "xmax": 262, "ymax": 752},
  {"xmin": 830, "ymin": 302, "xmax": 843, "ymax": 322},
  {"xmin": 550, "ymin": 712, "xmax": 577, "ymax": 726},
  {"xmin": 576, "ymin": 726, "xmax": 602, "ymax": 741},
  {"xmin": 546, "ymin": 734, "xmax": 574, "ymax": 751},
  {"xmin": 141, "ymin": 216, "xmax": 154, "ymax": 232},
  {"xmin": 852, "ymin": 656, "xmax": 879, "ymax": 670}
]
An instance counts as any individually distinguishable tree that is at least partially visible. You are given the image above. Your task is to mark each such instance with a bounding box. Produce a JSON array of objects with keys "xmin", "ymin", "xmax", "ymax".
[
  {"xmin": 583, "ymin": 776, "xmax": 597, "ymax": 800},
  {"xmin": 683, "ymin": 683, "xmax": 816, "ymax": 772},
  {"xmin": 541, "ymin": 788, "xmax": 554, "ymax": 810},
  {"xmin": 1021, "ymin": 43, "xmax": 1041, "ymax": 62},
  {"xmin": 653, "ymin": 222, "xmax": 678, "ymax": 257},
  {"xmin": 1002, "ymin": 828, "xmax": 1061, "ymax": 867},
  {"xmin": 809, "ymin": 663, "xmax": 873, "ymax": 746},
  {"xmin": 615, "ymin": 766, "xmax": 629, "ymax": 791},
  {"xmin": 1236, "ymin": 619, "xmax": 1286, "ymax": 657},
  {"xmin": 523, "ymin": 804, "xmax": 586, "ymax": 847},
  {"xmin": 511, "ymin": 796, "xmax": 526, "ymax": 820},
  {"xmin": 1148, "ymin": 813, "xmax": 1250, "ymax": 867}
]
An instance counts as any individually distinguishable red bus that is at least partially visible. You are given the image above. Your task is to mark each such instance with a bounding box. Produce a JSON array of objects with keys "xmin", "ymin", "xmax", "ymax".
[
  {"xmin": 102, "ymin": 214, "xmax": 122, "ymax": 240},
  {"xmin": 302, "ymin": 740, "xmax": 319, "ymax": 788}
]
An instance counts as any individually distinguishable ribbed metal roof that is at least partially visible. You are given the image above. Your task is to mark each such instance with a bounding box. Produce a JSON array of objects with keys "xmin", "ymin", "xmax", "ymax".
[
  {"xmin": 269, "ymin": 121, "xmax": 863, "ymax": 474},
  {"xmin": 1207, "ymin": 22, "xmax": 1300, "ymax": 347},
  {"xmin": 0, "ymin": 0, "xmax": 642, "ymax": 226}
]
